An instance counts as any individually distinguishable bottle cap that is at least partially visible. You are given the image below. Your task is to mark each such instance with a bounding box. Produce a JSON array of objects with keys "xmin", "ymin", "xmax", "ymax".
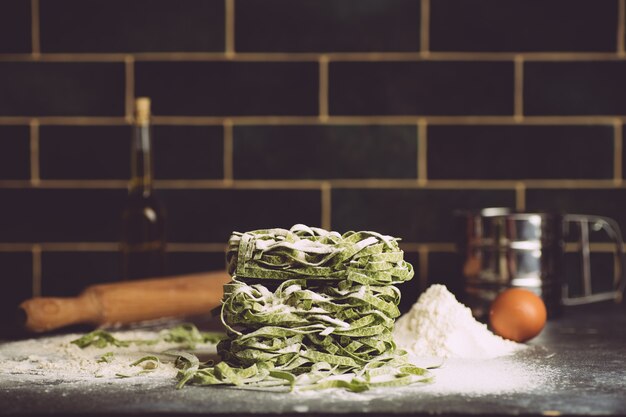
[{"xmin": 134, "ymin": 97, "xmax": 151, "ymax": 124}]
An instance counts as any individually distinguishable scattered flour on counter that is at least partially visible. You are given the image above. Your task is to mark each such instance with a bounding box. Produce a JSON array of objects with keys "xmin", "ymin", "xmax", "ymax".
[
  {"xmin": 418, "ymin": 354, "xmax": 556, "ymax": 396},
  {"xmin": 0, "ymin": 330, "xmax": 217, "ymax": 383},
  {"xmin": 393, "ymin": 284, "xmax": 523, "ymax": 359},
  {"xmin": 1, "ymin": 287, "xmax": 553, "ymax": 398}
]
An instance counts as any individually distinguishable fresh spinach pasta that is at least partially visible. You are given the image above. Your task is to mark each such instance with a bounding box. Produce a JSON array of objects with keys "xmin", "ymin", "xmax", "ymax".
[{"xmin": 176, "ymin": 225, "xmax": 430, "ymax": 391}]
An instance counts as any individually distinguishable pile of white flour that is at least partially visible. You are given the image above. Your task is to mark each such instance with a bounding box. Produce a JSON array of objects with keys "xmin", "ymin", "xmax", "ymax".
[{"xmin": 393, "ymin": 284, "xmax": 522, "ymax": 359}]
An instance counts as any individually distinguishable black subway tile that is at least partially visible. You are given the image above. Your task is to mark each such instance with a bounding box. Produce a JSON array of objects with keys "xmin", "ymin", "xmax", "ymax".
[
  {"xmin": 233, "ymin": 125, "xmax": 417, "ymax": 180},
  {"xmin": 39, "ymin": 125, "xmax": 223, "ymax": 180},
  {"xmin": 431, "ymin": 0, "xmax": 617, "ymax": 52},
  {"xmin": 0, "ymin": 0, "xmax": 31, "ymax": 53},
  {"xmin": 0, "ymin": 189, "xmax": 126, "ymax": 242},
  {"xmin": 428, "ymin": 125, "xmax": 614, "ymax": 180},
  {"xmin": 236, "ymin": 0, "xmax": 420, "ymax": 52},
  {"xmin": 331, "ymin": 189, "xmax": 515, "ymax": 242},
  {"xmin": 526, "ymin": 189, "xmax": 626, "ymax": 219},
  {"xmin": 525, "ymin": 62, "xmax": 626, "ymax": 116},
  {"xmin": 428, "ymin": 252, "xmax": 465, "ymax": 297},
  {"xmin": 153, "ymin": 126, "xmax": 224, "ymax": 180},
  {"xmin": 330, "ymin": 61, "xmax": 513, "ymax": 116},
  {"xmin": 41, "ymin": 252, "xmax": 121, "ymax": 297},
  {"xmin": 166, "ymin": 252, "xmax": 227, "ymax": 276},
  {"xmin": 40, "ymin": 126, "xmax": 130, "ymax": 180},
  {"xmin": 40, "ymin": 0, "xmax": 224, "ymax": 53},
  {"xmin": 136, "ymin": 62, "xmax": 318, "ymax": 116},
  {"xmin": 0, "ymin": 126, "xmax": 30, "ymax": 180},
  {"xmin": 0, "ymin": 62, "xmax": 125, "ymax": 116},
  {"xmin": 159, "ymin": 189, "xmax": 321, "ymax": 243},
  {"xmin": 0, "ymin": 252, "xmax": 32, "ymax": 336}
]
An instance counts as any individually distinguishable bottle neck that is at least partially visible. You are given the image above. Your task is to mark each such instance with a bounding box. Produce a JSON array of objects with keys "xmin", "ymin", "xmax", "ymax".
[{"xmin": 130, "ymin": 122, "xmax": 153, "ymax": 194}]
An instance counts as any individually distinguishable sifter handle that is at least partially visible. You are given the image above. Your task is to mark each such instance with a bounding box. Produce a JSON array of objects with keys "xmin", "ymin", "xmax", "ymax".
[{"xmin": 562, "ymin": 215, "xmax": 625, "ymax": 305}]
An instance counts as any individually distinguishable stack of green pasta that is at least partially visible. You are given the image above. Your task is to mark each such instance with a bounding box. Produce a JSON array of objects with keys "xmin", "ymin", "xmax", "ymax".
[{"xmin": 176, "ymin": 224, "xmax": 430, "ymax": 392}]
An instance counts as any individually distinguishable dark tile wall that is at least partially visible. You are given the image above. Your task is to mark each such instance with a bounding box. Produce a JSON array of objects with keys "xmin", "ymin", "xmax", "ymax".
[
  {"xmin": 135, "ymin": 62, "xmax": 319, "ymax": 116},
  {"xmin": 0, "ymin": 126, "xmax": 30, "ymax": 180},
  {"xmin": 38, "ymin": 125, "xmax": 225, "ymax": 180},
  {"xmin": 0, "ymin": 252, "xmax": 32, "ymax": 335},
  {"xmin": 524, "ymin": 61, "xmax": 626, "ymax": 115},
  {"xmin": 427, "ymin": 125, "xmax": 614, "ymax": 180},
  {"xmin": 332, "ymin": 189, "xmax": 516, "ymax": 242},
  {"xmin": 39, "ymin": 126, "xmax": 130, "ymax": 180},
  {"xmin": 0, "ymin": 62, "xmax": 125, "ymax": 116},
  {"xmin": 1, "ymin": 0, "xmax": 625, "ymax": 326},
  {"xmin": 0, "ymin": 189, "xmax": 126, "ymax": 242},
  {"xmin": 40, "ymin": 0, "xmax": 225, "ymax": 53},
  {"xmin": 233, "ymin": 125, "xmax": 418, "ymax": 179},
  {"xmin": 329, "ymin": 61, "xmax": 514, "ymax": 115},
  {"xmin": 153, "ymin": 126, "xmax": 224, "ymax": 180},
  {"xmin": 430, "ymin": 0, "xmax": 618, "ymax": 52},
  {"xmin": 0, "ymin": 0, "xmax": 31, "ymax": 53},
  {"xmin": 160, "ymin": 189, "xmax": 321, "ymax": 243},
  {"xmin": 235, "ymin": 0, "xmax": 421, "ymax": 52}
]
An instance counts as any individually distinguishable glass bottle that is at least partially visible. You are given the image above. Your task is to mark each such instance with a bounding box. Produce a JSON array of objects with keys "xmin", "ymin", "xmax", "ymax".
[{"xmin": 121, "ymin": 97, "xmax": 166, "ymax": 279}]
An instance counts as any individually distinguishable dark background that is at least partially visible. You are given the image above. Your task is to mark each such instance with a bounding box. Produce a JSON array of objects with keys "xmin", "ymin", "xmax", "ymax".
[{"xmin": 1, "ymin": 0, "xmax": 625, "ymax": 331}]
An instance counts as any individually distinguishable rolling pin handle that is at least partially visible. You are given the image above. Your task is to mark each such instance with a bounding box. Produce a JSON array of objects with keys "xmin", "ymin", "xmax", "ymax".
[
  {"xmin": 19, "ymin": 294, "xmax": 100, "ymax": 333},
  {"xmin": 18, "ymin": 271, "xmax": 230, "ymax": 333}
]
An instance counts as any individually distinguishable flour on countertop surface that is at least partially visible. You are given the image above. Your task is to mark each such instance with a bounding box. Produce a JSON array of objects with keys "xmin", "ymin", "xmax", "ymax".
[
  {"xmin": 393, "ymin": 284, "xmax": 523, "ymax": 359},
  {"xmin": 0, "ymin": 330, "xmax": 216, "ymax": 383},
  {"xmin": 1, "ymin": 285, "xmax": 556, "ymax": 397}
]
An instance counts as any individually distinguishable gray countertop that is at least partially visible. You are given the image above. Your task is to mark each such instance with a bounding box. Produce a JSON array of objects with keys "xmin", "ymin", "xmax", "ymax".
[{"xmin": 1, "ymin": 303, "xmax": 625, "ymax": 417}]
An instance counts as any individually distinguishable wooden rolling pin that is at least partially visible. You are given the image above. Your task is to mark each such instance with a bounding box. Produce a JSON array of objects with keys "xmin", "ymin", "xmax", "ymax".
[{"xmin": 19, "ymin": 270, "xmax": 231, "ymax": 333}]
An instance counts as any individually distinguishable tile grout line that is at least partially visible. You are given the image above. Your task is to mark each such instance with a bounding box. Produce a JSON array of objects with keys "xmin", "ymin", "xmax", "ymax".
[
  {"xmin": 0, "ymin": 244, "xmax": 34, "ymax": 251},
  {"xmin": 0, "ymin": 116, "xmax": 128, "ymax": 125},
  {"xmin": 618, "ymin": 0, "xmax": 625, "ymax": 56},
  {"xmin": 318, "ymin": 55, "xmax": 330, "ymax": 122},
  {"xmin": 4, "ymin": 51, "xmax": 626, "ymax": 63},
  {"xmin": 30, "ymin": 0, "xmax": 40, "ymax": 58},
  {"xmin": 223, "ymin": 119, "xmax": 234, "ymax": 183},
  {"xmin": 614, "ymin": 120, "xmax": 623, "ymax": 186},
  {"xmin": 514, "ymin": 55, "xmax": 524, "ymax": 121},
  {"xmin": 417, "ymin": 120, "xmax": 428, "ymax": 185},
  {"xmin": 32, "ymin": 244, "xmax": 42, "ymax": 297},
  {"xmin": 0, "ymin": 180, "xmax": 128, "ymax": 189},
  {"xmin": 40, "ymin": 242, "xmax": 118, "ymax": 251},
  {"xmin": 515, "ymin": 182, "xmax": 526, "ymax": 211},
  {"xmin": 225, "ymin": 0, "xmax": 235, "ymax": 57},
  {"xmin": 2, "ymin": 178, "xmax": 626, "ymax": 190},
  {"xmin": 420, "ymin": 0, "xmax": 430, "ymax": 57},
  {"xmin": 124, "ymin": 56, "xmax": 135, "ymax": 121},
  {"xmin": 29, "ymin": 120, "xmax": 40, "ymax": 185},
  {"xmin": 321, "ymin": 182, "xmax": 332, "ymax": 230},
  {"xmin": 5, "ymin": 115, "xmax": 626, "ymax": 127}
]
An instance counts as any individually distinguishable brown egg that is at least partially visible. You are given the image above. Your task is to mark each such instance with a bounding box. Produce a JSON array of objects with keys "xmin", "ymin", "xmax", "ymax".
[{"xmin": 489, "ymin": 288, "xmax": 547, "ymax": 343}]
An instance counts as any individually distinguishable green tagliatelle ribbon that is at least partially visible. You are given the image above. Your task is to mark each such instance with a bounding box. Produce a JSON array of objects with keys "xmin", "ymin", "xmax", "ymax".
[
  {"xmin": 227, "ymin": 224, "xmax": 414, "ymax": 285},
  {"xmin": 174, "ymin": 225, "xmax": 431, "ymax": 392}
]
